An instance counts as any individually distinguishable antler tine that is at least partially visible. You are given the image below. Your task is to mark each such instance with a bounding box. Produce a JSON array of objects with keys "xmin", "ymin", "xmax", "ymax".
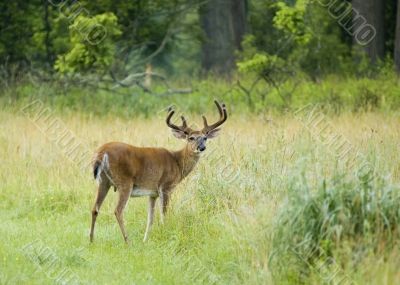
[
  {"xmin": 166, "ymin": 109, "xmax": 182, "ymax": 131},
  {"xmin": 181, "ymin": 116, "xmax": 188, "ymax": 128},
  {"xmin": 202, "ymin": 100, "xmax": 228, "ymax": 133},
  {"xmin": 202, "ymin": 115, "xmax": 208, "ymax": 128},
  {"xmin": 214, "ymin": 100, "xmax": 224, "ymax": 117}
]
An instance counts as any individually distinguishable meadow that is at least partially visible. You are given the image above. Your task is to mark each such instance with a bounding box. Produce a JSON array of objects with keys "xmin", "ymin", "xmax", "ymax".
[
  {"xmin": 1, "ymin": 101, "xmax": 400, "ymax": 284},
  {"xmin": 2, "ymin": 0, "xmax": 400, "ymax": 282}
]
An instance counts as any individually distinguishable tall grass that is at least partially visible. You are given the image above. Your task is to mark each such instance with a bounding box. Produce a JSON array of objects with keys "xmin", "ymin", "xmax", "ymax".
[{"xmin": 270, "ymin": 170, "xmax": 400, "ymax": 283}]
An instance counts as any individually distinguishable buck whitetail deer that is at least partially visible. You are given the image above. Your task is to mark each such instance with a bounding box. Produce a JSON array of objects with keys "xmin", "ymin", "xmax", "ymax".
[{"xmin": 90, "ymin": 100, "xmax": 227, "ymax": 243}]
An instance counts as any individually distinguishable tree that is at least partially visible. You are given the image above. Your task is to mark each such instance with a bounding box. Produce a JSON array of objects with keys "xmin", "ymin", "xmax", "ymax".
[
  {"xmin": 395, "ymin": 0, "xmax": 400, "ymax": 72},
  {"xmin": 0, "ymin": 1, "xmax": 39, "ymax": 64},
  {"xmin": 54, "ymin": 13, "xmax": 121, "ymax": 74},
  {"xmin": 352, "ymin": 0, "xmax": 385, "ymax": 63},
  {"xmin": 199, "ymin": 0, "xmax": 247, "ymax": 75},
  {"xmin": 42, "ymin": 0, "xmax": 54, "ymax": 65}
]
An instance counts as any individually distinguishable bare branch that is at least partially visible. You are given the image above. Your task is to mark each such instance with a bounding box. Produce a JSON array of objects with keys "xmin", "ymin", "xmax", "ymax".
[
  {"xmin": 110, "ymin": 69, "xmax": 192, "ymax": 96},
  {"xmin": 130, "ymin": 25, "xmax": 174, "ymax": 69}
]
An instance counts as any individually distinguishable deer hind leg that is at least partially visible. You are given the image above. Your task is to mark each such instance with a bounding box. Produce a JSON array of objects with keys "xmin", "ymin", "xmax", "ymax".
[
  {"xmin": 114, "ymin": 183, "xmax": 132, "ymax": 243},
  {"xmin": 159, "ymin": 190, "xmax": 170, "ymax": 225},
  {"xmin": 143, "ymin": 197, "xmax": 156, "ymax": 242},
  {"xmin": 90, "ymin": 179, "xmax": 111, "ymax": 242}
]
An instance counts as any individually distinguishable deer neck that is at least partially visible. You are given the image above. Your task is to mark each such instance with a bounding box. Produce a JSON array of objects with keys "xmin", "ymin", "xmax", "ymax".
[{"xmin": 174, "ymin": 145, "xmax": 200, "ymax": 180}]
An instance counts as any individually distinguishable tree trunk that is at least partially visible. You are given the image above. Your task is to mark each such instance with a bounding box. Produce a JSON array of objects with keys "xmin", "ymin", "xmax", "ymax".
[
  {"xmin": 231, "ymin": 0, "xmax": 247, "ymax": 50},
  {"xmin": 43, "ymin": 0, "xmax": 53, "ymax": 65},
  {"xmin": 395, "ymin": 0, "xmax": 400, "ymax": 72},
  {"xmin": 199, "ymin": 0, "xmax": 247, "ymax": 75},
  {"xmin": 352, "ymin": 0, "xmax": 385, "ymax": 63}
]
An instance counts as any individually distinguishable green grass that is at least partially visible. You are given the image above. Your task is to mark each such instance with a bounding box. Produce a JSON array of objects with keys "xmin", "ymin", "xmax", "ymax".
[
  {"xmin": 2, "ymin": 73, "xmax": 400, "ymax": 118},
  {"xmin": 1, "ymin": 107, "xmax": 400, "ymax": 284}
]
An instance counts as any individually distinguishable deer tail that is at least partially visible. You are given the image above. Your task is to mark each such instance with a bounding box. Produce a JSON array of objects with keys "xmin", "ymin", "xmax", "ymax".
[{"xmin": 93, "ymin": 153, "xmax": 109, "ymax": 184}]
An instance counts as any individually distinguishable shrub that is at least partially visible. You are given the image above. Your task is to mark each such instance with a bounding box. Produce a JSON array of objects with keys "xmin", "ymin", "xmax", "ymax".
[
  {"xmin": 1, "ymin": 70, "xmax": 400, "ymax": 116},
  {"xmin": 270, "ymin": 170, "xmax": 400, "ymax": 282},
  {"xmin": 55, "ymin": 13, "xmax": 122, "ymax": 74},
  {"xmin": 353, "ymin": 87, "xmax": 380, "ymax": 112}
]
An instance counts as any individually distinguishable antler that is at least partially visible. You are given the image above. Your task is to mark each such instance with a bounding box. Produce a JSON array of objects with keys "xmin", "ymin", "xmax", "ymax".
[
  {"xmin": 166, "ymin": 109, "xmax": 191, "ymax": 133},
  {"xmin": 202, "ymin": 100, "xmax": 228, "ymax": 133}
]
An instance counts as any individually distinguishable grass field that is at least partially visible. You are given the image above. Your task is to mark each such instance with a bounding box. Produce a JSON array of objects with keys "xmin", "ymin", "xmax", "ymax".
[{"xmin": 1, "ymin": 106, "xmax": 400, "ymax": 284}]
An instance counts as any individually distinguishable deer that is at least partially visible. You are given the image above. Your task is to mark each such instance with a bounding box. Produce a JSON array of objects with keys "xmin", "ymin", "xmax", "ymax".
[{"xmin": 90, "ymin": 100, "xmax": 228, "ymax": 243}]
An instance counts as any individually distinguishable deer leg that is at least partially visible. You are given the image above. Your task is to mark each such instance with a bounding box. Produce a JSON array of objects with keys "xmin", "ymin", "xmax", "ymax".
[
  {"xmin": 114, "ymin": 185, "xmax": 132, "ymax": 243},
  {"xmin": 143, "ymin": 197, "xmax": 156, "ymax": 242},
  {"xmin": 90, "ymin": 180, "xmax": 111, "ymax": 242},
  {"xmin": 159, "ymin": 191, "xmax": 170, "ymax": 225}
]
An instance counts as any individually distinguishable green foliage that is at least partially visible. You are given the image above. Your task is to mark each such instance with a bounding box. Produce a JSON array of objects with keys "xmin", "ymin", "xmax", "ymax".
[
  {"xmin": 237, "ymin": 52, "xmax": 285, "ymax": 75},
  {"xmin": 271, "ymin": 170, "xmax": 400, "ymax": 281},
  {"xmin": 243, "ymin": 0, "xmax": 353, "ymax": 78},
  {"xmin": 0, "ymin": 1, "xmax": 43, "ymax": 63},
  {"xmin": 0, "ymin": 0, "xmax": 399, "ymax": 81},
  {"xmin": 353, "ymin": 87, "xmax": 380, "ymax": 112},
  {"xmin": 55, "ymin": 13, "xmax": 121, "ymax": 73},
  {"xmin": 2, "ymin": 71, "xmax": 400, "ymax": 117},
  {"xmin": 0, "ymin": 0, "xmax": 398, "ymax": 79},
  {"xmin": 273, "ymin": 0, "xmax": 312, "ymax": 45}
]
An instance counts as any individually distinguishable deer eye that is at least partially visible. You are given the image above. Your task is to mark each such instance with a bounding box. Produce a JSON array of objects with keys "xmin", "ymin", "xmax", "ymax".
[{"xmin": 188, "ymin": 137, "xmax": 195, "ymax": 141}]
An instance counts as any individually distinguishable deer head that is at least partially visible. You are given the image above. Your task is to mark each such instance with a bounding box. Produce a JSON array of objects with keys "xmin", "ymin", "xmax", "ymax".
[{"xmin": 166, "ymin": 100, "xmax": 228, "ymax": 153}]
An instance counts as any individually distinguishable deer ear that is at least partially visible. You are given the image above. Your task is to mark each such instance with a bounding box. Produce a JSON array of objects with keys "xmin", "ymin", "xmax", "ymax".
[
  {"xmin": 171, "ymin": 129, "xmax": 187, "ymax": 139},
  {"xmin": 206, "ymin": 128, "xmax": 221, "ymax": 139}
]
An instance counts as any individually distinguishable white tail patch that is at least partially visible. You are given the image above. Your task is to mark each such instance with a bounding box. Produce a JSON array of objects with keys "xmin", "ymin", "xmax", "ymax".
[{"xmin": 95, "ymin": 153, "xmax": 109, "ymax": 184}]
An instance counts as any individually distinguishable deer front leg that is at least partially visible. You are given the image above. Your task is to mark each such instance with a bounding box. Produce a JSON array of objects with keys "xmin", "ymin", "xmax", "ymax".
[
  {"xmin": 159, "ymin": 190, "xmax": 170, "ymax": 225},
  {"xmin": 143, "ymin": 197, "xmax": 156, "ymax": 242},
  {"xmin": 114, "ymin": 184, "xmax": 132, "ymax": 243}
]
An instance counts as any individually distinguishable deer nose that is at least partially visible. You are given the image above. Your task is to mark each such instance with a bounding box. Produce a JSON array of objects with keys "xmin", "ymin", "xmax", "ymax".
[{"xmin": 198, "ymin": 146, "xmax": 206, "ymax": 152}]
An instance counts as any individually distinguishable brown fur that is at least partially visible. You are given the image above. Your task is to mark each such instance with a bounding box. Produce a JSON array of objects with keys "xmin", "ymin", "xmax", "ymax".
[{"xmin": 95, "ymin": 142, "xmax": 200, "ymax": 191}]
